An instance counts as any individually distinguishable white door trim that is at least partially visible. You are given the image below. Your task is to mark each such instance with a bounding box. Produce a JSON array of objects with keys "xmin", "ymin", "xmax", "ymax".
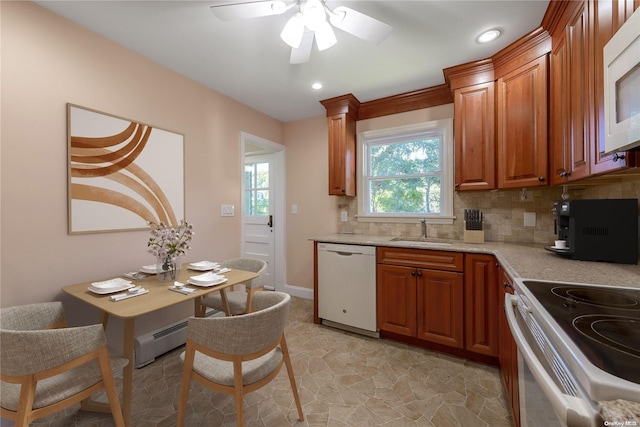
[{"xmin": 240, "ymin": 132, "xmax": 286, "ymax": 293}]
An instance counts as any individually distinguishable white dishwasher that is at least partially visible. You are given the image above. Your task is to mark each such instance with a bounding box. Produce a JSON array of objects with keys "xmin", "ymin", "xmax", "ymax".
[{"xmin": 317, "ymin": 243, "xmax": 378, "ymax": 337}]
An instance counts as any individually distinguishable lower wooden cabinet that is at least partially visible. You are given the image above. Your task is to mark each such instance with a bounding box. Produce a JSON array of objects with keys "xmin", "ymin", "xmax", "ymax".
[
  {"xmin": 377, "ymin": 264, "xmax": 417, "ymax": 337},
  {"xmin": 498, "ymin": 266, "xmax": 520, "ymax": 427},
  {"xmin": 377, "ymin": 247, "xmax": 497, "ymax": 355},
  {"xmin": 416, "ymin": 268, "xmax": 464, "ymax": 347},
  {"xmin": 377, "ymin": 262, "xmax": 464, "ymax": 348},
  {"xmin": 464, "ymin": 254, "xmax": 498, "ymax": 356}
]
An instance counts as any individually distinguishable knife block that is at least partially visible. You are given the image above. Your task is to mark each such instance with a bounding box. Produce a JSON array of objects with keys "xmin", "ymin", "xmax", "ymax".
[{"xmin": 464, "ymin": 223, "xmax": 485, "ymax": 244}]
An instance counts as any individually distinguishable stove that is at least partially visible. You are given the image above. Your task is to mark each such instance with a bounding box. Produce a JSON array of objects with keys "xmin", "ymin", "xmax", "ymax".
[{"xmin": 518, "ymin": 280, "xmax": 640, "ymax": 402}]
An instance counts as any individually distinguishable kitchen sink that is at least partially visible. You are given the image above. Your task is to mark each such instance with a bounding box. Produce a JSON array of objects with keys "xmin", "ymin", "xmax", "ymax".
[{"xmin": 390, "ymin": 237, "xmax": 453, "ymax": 245}]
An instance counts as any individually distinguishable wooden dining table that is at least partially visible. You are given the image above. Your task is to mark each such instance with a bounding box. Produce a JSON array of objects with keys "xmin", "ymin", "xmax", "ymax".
[{"xmin": 62, "ymin": 264, "xmax": 258, "ymax": 427}]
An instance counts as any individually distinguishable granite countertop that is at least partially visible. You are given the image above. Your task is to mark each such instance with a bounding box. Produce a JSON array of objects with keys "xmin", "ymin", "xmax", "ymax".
[
  {"xmin": 313, "ymin": 233, "xmax": 640, "ymax": 417},
  {"xmin": 313, "ymin": 234, "xmax": 640, "ymax": 288}
]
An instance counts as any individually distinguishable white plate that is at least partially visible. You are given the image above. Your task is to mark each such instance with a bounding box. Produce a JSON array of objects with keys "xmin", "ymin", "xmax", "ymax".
[
  {"xmin": 190, "ymin": 271, "xmax": 223, "ymax": 283},
  {"xmin": 189, "ymin": 261, "xmax": 219, "ymax": 271},
  {"xmin": 89, "ymin": 282, "xmax": 135, "ymax": 294},
  {"xmin": 187, "ymin": 277, "xmax": 228, "ymax": 287},
  {"xmin": 90, "ymin": 278, "xmax": 132, "ymax": 289},
  {"xmin": 140, "ymin": 264, "xmax": 158, "ymax": 274}
]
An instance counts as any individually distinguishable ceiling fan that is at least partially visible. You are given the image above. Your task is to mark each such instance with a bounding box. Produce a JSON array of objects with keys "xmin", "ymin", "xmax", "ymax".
[{"xmin": 210, "ymin": 0, "xmax": 393, "ymax": 64}]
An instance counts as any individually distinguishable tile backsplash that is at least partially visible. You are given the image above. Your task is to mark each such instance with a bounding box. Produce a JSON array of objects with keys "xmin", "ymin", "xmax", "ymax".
[{"xmin": 338, "ymin": 175, "xmax": 640, "ymax": 245}]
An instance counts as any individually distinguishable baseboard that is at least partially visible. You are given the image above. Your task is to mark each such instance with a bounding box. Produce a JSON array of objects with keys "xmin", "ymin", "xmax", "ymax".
[{"xmin": 284, "ymin": 283, "xmax": 313, "ymax": 300}]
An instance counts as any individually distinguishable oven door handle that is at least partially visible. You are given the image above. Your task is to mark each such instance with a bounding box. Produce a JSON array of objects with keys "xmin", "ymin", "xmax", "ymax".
[{"xmin": 505, "ymin": 294, "xmax": 593, "ymax": 427}]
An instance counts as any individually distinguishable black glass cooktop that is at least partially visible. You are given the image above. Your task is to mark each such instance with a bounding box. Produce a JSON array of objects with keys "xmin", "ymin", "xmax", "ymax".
[{"xmin": 522, "ymin": 280, "xmax": 640, "ymax": 384}]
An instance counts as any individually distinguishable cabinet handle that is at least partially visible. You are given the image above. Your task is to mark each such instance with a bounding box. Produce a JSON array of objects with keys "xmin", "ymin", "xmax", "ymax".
[
  {"xmin": 503, "ymin": 282, "xmax": 512, "ymax": 289},
  {"xmin": 538, "ymin": 176, "xmax": 545, "ymax": 182},
  {"xmin": 416, "ymin": 271, "xmax": 422, "ymax": 277},
  {"xmin": 455, "ymin": 183, "xmax": 461, "ymax": 188},
  {"xmin": 559, "ymin": 171, "xmax": 571, "ymax": 178},
  {"xmin": 411, "ymin": 271, "xmax": 416, "ymax": 276},
  {"xmin": 612, "ymin": 152, "xmax": 626, "ymax": 162}
]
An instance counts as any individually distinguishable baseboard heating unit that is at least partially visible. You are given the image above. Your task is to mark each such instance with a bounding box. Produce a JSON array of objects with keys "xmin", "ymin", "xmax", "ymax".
[{"xmin": 134, "ymin": 308, "xmax": 222, "ymax": 368}]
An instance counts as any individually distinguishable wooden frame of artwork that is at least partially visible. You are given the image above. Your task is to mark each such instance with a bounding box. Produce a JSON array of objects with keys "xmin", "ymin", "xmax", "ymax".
[{"xmin": 67, "ymin": 104, "xmax": 185, "ymax": 234}]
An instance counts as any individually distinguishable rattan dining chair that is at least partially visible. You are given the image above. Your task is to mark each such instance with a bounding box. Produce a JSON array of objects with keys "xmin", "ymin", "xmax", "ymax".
[
  {"xmin": 200, "ymin": 257, "xmax": 267, "ymax": 315},
  {"xmin": 0, "ymin": 302, "xmax": 127, "ymax": 426},
  {"xmin": 177, "ymin": 291, "xmax": 304, "ymax": 426}
]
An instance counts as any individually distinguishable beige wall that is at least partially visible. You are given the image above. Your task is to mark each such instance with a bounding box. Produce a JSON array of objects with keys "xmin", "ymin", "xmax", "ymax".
[
  {"xmin": 284, "ymin": 116, "xmax": 338, "ymax": 291},
  {"xmin": 0, "ymin": 1, "xmax": 288, "ymax": 338}
]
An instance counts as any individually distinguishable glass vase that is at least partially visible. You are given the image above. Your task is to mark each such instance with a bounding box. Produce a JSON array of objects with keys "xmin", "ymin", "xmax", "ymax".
[{"xmin": 156, "ymin": 255, "xmax": 181, "ymax": 282}]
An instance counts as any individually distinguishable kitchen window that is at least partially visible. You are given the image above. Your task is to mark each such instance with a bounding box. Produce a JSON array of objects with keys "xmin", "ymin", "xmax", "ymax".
[{"xmin": 357, "ymin": 119, "xmax": 454, "ymax": 223}]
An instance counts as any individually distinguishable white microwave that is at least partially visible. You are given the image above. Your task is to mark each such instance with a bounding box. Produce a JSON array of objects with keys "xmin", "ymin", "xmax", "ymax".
[{"xmin": 604, "ymin": 7, "xmax": 640, "ymax": 153}]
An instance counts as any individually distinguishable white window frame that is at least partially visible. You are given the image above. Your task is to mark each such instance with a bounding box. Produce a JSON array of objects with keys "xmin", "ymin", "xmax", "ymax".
[{"xmin": 357, "ymin": 118, "xmax": 454, "ymax": 224}]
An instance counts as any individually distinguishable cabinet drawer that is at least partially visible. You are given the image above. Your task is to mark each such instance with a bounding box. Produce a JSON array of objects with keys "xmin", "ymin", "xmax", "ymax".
[{"xmin": 377, "ymin": 247, "xmax": 464, "ymax": 272}]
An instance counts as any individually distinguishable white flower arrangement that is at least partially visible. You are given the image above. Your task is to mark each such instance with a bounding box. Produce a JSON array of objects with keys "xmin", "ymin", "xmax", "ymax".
[{"xmin": 147, "ymin": 220, "xmax": 194, "ymax": 273}]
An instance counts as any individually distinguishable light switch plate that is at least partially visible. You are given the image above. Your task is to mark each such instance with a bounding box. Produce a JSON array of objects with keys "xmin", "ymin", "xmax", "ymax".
[
  {"xmin": 221, "ymin": 204, "xmax": 235, "ymax": 217},
  {"xmin": 291, "ymin": 204, "xmax": 298, "ymax": 214},
  {"xmin": 340, "ymin": 210, "xmax": 348, "ymax": 222}
]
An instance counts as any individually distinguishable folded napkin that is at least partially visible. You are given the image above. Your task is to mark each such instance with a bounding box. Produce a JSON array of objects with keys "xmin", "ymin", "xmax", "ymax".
[
  {"xmin": 169, "ymin": 285, "xmax": 196, "ymax": 295},
  {"xmin": 216, "ymin": 267, "xmax": 231, "ymax": 274},
  {"xmin": 122, "ymin": 271, "xmax": 148, "ymax": 280},
  {"xmin": 110, "ymin": 288, "xmax": 148, "ymax": 301},
  {"xmin": 92, "ymin": 278, "xmax": 132, "ymax": 289}
]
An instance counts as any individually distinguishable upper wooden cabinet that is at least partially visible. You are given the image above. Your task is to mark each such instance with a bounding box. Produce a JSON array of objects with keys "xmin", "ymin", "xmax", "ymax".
[
  {"xmin": 496, "ymin": 54, "xmax": 549, "ymax": 188},
  {"xmin": 453, "ymin": 82, "xmax": 496, "ymax": 191},
  {"xmin": 548, "ymin": 0, "xmax": 639, "ymax": 184},
  {"xmin": 445, "ymin": 29, "xmax": 551, "ymax": 191},
  {"xmin": 320, "ymin": 94, "xmax": 360, "ymax": 197},
  {"xmin": 550, "ymin": 2, "xmax": 591, "ymax": 184}
]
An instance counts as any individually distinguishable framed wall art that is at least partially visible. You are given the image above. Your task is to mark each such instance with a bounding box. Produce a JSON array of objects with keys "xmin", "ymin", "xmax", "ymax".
[{"xmin": 67, "ymin": 104, "xmax": 185, "ymax": 234}]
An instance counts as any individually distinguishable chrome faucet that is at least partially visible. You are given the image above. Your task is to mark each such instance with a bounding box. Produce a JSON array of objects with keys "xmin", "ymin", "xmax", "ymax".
[{"xmin": 420, "ymin": 218, "xmax": 427, "ymax": 238}]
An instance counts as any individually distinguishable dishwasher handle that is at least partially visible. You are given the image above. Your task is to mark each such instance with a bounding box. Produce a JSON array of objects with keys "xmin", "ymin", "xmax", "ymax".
[{"xmin": 328, "ymin": 250, "xmax": 361, "ymax": 256}]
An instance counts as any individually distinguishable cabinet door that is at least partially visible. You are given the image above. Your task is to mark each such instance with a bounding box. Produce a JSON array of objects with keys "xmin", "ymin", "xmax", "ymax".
[
  {"xmin": 498, "ymin": 267, "xmax": 520, "ymax": 427},
  {"xmin": 327, "ymin": 113, "xmax": 356, "ymax": 196},
  {"xmin": 565, "ymin": 3, "xmax": 591, "ymax": 181},
  {"xmin": 464, "ymin": 254, "xmax": 498, "ymax": 356},
  {"xmin": 416, "ymin": 269, "xmax": 464, "ymax": 348},
  {"xmin": 549, "ymin": 35, "xmax": 570, "ymax": 185},
  {"xmin": 496, "ymin": 55, "xmax": 548, "ymax": 188},
  {"xmin": 550, "ymin": 4, "xmax": 591, "ymax": 185},
  {"xmin": 454, "ymin": 82, "xmax": 496, "ymax": 191},
  {"xmin": 377, "ymin": 264, "xmax": 416, "ymax": 336}
]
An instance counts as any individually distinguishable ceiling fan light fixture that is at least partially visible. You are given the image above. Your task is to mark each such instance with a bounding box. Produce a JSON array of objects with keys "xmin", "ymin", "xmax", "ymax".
[
  {"xmin": 314, "ymin": 20, "xmax": 337, "ymax": 51},
  {"xmin": 302, "ymin": 0, "xmax": 327, "ymax": 32},
  {"xmin": 281, "ymin": 13, "xmax": 305, "ymax": 48}
]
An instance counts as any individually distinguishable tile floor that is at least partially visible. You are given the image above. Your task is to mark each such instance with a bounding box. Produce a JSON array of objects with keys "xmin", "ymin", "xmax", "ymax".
[{"xmin": 29, "ymin": 296, "xmax": 514, "ymax": 426}]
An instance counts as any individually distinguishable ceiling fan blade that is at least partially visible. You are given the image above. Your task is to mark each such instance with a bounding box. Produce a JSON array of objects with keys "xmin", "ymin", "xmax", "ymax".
[
  {"xmin": 210, "ymin": 0, "xmax": 295, "ymax": 21},
  {"xmin": 329, "ymin": 6, "xmax": 392, "ymax": 44},
  {"xmin": 290, "ymin": 31, "xmax": 314, "ymax": 64}
]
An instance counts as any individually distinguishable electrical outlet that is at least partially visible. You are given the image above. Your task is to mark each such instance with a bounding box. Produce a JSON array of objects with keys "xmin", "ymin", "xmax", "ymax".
[
  {"xmin": 524, "ymin": 212, "xmax": 536, "ymax": 227},
  {"xmin": 291, "ymin": 204, "xmax": 298, "ymax": 214},
  {"xmin": 340, "ymin": 210, "xmax": 348, "ymax": 222},
  {"xmin": 221, "ymin": 204, "xmax": 235, "ymax": 217}
]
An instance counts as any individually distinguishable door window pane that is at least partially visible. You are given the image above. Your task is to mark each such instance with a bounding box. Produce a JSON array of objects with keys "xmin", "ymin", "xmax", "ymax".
[{"xmin": 245, "ymin": 161, "xmax": 270, "ymax": 216}]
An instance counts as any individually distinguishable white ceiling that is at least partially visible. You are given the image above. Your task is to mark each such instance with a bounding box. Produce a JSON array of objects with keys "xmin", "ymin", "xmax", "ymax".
[{"xmin": 35, "ymin": 0, "xmax": 550, "ymax": 123}]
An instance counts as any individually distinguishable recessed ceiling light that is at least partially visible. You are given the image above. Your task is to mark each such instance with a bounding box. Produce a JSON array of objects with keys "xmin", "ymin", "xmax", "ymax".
[
  {"xmin": 312, "ymin": 82, "xmax": 323, "ymax": 90},
  {"xmin": 477, "ymin": 29, "xmax": 501, "ymax": 43}
]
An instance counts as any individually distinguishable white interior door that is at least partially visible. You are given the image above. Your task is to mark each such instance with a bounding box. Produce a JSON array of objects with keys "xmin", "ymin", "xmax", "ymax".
[{"xmin": 243, "ymin": 153, "xmax": 275, "ymax": 288}]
